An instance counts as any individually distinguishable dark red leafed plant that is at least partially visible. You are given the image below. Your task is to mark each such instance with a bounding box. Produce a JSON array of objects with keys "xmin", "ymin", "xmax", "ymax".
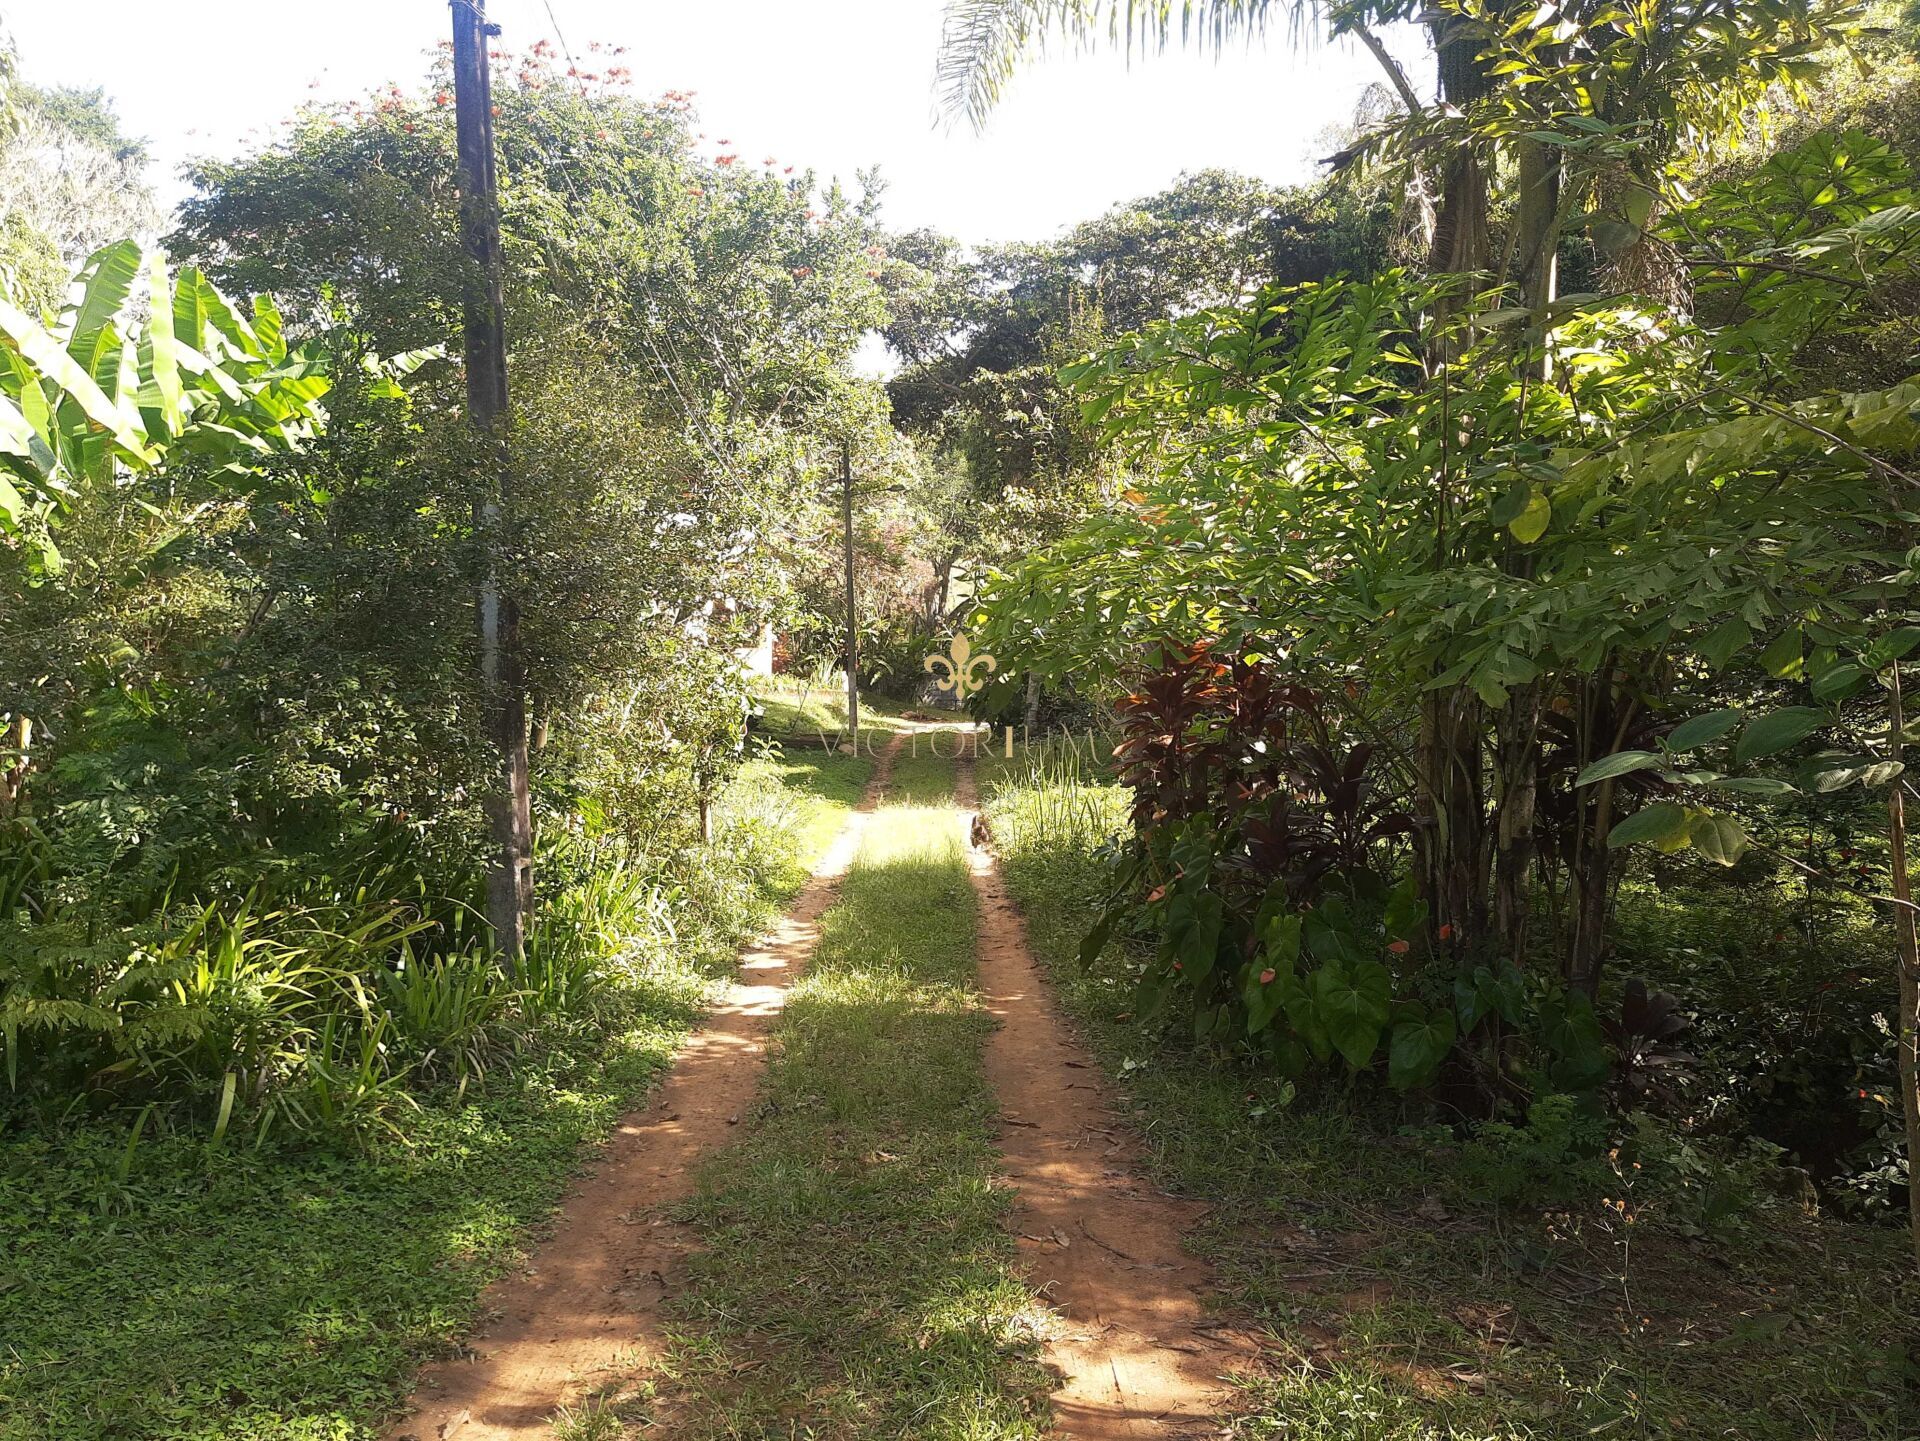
[
  {"xmin": 1605, "ymin": 977, "xmax": 1696, "ymax": 1109},
  {"xmin": 1086, "ymin": 641, "xmax": 1440, "ymax": 1081},
  {"xmin": 1112, "ymin": 641, "xmax": 1410, "ymax": 907}
]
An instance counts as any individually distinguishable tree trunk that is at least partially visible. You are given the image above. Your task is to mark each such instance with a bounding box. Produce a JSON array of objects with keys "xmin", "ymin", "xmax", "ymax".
[
  {"xmin": 1564, "ymin": 675, "xmax": 1625, "ymax": 996},
  {"xmin": 1885, "ymin": 658, "xmax": 1920, "ymax": 1269},
  {"xmin": 930, "ymin": 550, "xmax": 957, "ymax": 628},
  {"xmin": 1417, "ymin": 688, "xmax": 1490, "ymax": 953},
  {"xmin": 1485, "ymin": 139, "xmax": 1560, "ymax": 965},
  {"xmin": 1414, "ymin": 11, "xmax": 1496, "ymax": 957},
  {"xmin": 1024, "ymin": 669, "xmax": 1041, "ymax": 733},
  {"xmin": 0, "ymin": 714, "xmax": 29, "ymax": 819},
  {"xmin": 1513, "ymin": 137, "xmax": 1561, "ymax": 319},
  {"xmin": 1492, "ymin": 683, "xmax": 1541, "ymax": 966}
]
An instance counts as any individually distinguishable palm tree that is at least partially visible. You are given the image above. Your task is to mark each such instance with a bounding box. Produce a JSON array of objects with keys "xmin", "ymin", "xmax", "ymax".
[{"xmin": 935, "ymin": 2, "xmax": 1424, "ymax": 134}]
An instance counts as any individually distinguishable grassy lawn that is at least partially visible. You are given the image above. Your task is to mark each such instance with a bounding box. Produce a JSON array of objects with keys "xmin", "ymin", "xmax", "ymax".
[
  {"xmin": 0, "ymin": 745, "xmax": 875, "ymax": 1441},
  {"xmin": 595, "ymin": 750, "xmax": 1053, "ymax": 1438},
  {"xmin": 978, "ymin": 754, "xmax": 1920, "ymax": 1441}
]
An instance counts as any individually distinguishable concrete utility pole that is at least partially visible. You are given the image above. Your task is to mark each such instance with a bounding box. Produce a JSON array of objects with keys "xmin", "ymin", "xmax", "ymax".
[
  {"xmin": 451, "ymin": 0, "xmax": 530, "ymax": 967},
  {"xmin": 841, "ymin": 446, "xmax": 860, "ymax": 746}
]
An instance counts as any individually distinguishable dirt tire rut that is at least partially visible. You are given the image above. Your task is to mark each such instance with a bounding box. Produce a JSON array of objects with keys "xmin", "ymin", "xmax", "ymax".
[
  {"xmin": 386, "ymin": 739, "xmax": 902, "ymax": 1441},
  {"xmin": 959, "ymin": 759, "xmax": 1254, "ymax": 1439}
]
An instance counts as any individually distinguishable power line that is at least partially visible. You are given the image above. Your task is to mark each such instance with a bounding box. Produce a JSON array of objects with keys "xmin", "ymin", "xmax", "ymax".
[{"xmin": 539, "ymin": 0, "xmax": 580, "ymax": 80}]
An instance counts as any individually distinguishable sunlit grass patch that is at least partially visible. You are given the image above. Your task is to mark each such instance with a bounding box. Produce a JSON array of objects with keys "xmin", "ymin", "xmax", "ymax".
[{"xmin": 645, "ymin": 767, "xmax": 1053, "ymax": 1437}]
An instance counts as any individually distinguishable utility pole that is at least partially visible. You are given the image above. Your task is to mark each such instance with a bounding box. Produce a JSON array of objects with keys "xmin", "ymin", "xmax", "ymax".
[
  {"xmin": 451, "ymin": 0, "xmax": 530, "ymax": 968},
  {"xmin": 841, "ymin": 446, "xmax": 860, "ymax": 746}
]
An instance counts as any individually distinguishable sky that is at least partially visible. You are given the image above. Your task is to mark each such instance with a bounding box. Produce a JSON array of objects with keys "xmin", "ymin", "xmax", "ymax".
[{"xmin": 5, "ymin": 0, "xmax": 1427, "ymax": 247}]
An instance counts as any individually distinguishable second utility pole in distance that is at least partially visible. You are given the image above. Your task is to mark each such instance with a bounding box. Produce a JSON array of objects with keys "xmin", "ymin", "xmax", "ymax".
[{"xmin": 841, "ymin": 445, "xmax": 860, "ymax": 747}]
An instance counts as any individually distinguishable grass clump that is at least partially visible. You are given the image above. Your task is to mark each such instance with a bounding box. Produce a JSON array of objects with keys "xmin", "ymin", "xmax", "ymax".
[{"xmin": 643, "ymin": 753, "xmax": 1054, "ymax": 1438}]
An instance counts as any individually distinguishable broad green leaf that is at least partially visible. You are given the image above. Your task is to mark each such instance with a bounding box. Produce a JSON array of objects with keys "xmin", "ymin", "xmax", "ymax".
[
  {"xmin": 1865, "ymin": 628, "xmax": 1920, "ymax": 668},
  {"xmin": 1283, "ymin": 982, "xmax": 1334, "ymax": 1064},
  {"xmin": 1701, "ymin": 776, "xmax": 1797, "ymax": 796},
  {"xmin": 1509, "ymin": 489, "xmax": 1551, "ymax": 544},
  {"xmin": 1733, "ymin": 706, "xmax": 1823, "ymax": 765},
  {"xmin": 182, "ymin": 268, "xmax": 259, "ymax": 356},
  {"xmin": 1311, "ymin": 957, "xmax": 1391, "ymax": 1070},
  {"xmin": 1667, "ymin": 708, "xmax": 1742, "ymax": 751},
  {"xmin": 60, "ymin": 240, "xmax": 142, "ymax": 356},
  {"xmin": 1132, "ymin": 963, "xmax": 1174, "ymax": 1021},
  {"xmin": 1490, "ymin": 477, "xmax": 1531, "ymax": 526},
  {"xmin": 1695, "ymin": 618, "xmax": 1750, "ymax": 672},
  {"xmin": 142, "ymin": 252, "xmax": 186, "ymax": 436},
  {"xmin": 0, "ymin": 391, "xmax": 36, "ymax": 460},
  {"xmin": 252, "ymin": 294, "xmax": 286, "ymax": 361},
  {"xmin": 1542, "ymin": 992, "xmax": 1609, "ymax": 1091},
  {"xmin": 1689, "ymin": 811, "xmax": 1749, "ymax": 866},
  {"xmin": 1389, "ymin": 1010, "xmax": 1456, "ymax": 1091},
  {"xmin": 1457, "ymin": 965, "xmax": 1517, "ymax": 1032},
  {"xmin": 2, "ymin": 346, "xmax": 53, "ymax": 453},
  {"xmin": 1810, "ymin": 661, "xmax": 1866, "ymax": 701},
  {"xmin": 1576, "ymin": 749, "xmax": 1660, "ymax": 786},
  {"xmin": 1077, "ymin": 908, "xmax": 1118, "ymax": 970},
  {"xmin": 1242, "ymin": 952, "xmax": 1292, "ymax": 1036},
  {"xmin": 1759, "ymin": 627, "xmax": 1804, "ymax": 680},
  {"xmin": 0, "ymin": 297, "xmax": 153, "ymax": 463},
  {"xmin": 1608, "ymin": 801, "xmax": 1691, "ymax": 851}
]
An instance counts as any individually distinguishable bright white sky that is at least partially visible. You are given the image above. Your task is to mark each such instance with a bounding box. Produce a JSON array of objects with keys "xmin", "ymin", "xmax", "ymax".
[{"xmin": 7, "ymin": 1, "xmax": 1427, "ymax": 246}]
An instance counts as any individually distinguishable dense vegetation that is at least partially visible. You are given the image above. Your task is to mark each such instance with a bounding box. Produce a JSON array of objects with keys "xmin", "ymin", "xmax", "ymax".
[
  {"xmin": 948, "ymin": 0, "xmax": 1920, "ymax": 1263},
  {"xmin": 3, "ymin": 0, "xmax": 1919, "ymax": 1435},
  {"xmin": 982, "ymin": 740, "xmax": 1916, "ymax": 1437},
  {"xmin": 0, "ymin": 35, "xmax": 900, "ymax": 1439}
]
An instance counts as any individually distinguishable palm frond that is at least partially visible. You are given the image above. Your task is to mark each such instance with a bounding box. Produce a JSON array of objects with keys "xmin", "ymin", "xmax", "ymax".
[{"xmin": 934, "ymin": 1, "xmax": 1321, "ymax": 130}]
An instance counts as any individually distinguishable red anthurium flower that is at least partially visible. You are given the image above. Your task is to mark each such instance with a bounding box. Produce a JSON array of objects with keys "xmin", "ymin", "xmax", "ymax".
[
  {"xmin": 1388, "ymin": 939, "xmax": 1411, "ymax": 955},
  {"xmin": 1258, "ymin": 968, "xmax": 1276, "ymax": 985}
]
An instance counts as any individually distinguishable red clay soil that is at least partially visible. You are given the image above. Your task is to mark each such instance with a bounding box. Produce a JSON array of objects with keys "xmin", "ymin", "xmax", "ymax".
[
  {"xmin": 386, "ymin": 738, "xmax": 902, "ymax": 1441},
  {"xmin": 958, "ymin": 761, "xmax": 1256, "ymax": 1439}
]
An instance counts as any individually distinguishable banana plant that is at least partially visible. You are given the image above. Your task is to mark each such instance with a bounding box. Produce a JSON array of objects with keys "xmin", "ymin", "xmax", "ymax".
[{"xmin": 0, "ymin": 239, "xmax": 332, "ymax": 572}]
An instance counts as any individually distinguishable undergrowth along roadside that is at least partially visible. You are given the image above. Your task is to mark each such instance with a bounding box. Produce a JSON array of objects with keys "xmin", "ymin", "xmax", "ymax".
[
  {"xmin": 0, "ymin": 739, "xmax": 875, "ymax": 1441},
  {"xmin": 604, "ymin": 749, "xmax": 1055, "ymax": 1438},
  {"xmin": 978, "ymin": 752, "xmax": 1920, "ymax": 1441}
]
